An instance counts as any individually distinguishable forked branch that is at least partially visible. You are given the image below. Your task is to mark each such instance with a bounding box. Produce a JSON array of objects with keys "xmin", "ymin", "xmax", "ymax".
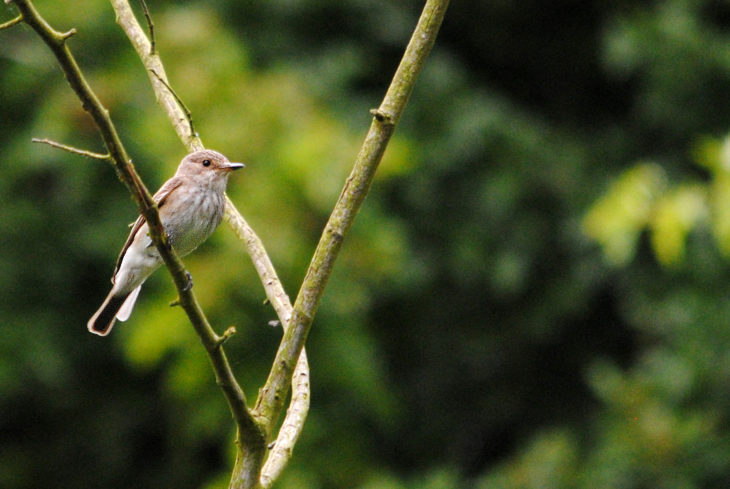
[
  {"xmin": 108, "ymin": 1, "xmax": 307, "ymax": 486},
  {"xmin": 4, "ymin": 0, "xmax": 263, "ymax": 457},
  {"xmin": 2, "ymin": 0, "xmax": 449, "ymax": 487}
]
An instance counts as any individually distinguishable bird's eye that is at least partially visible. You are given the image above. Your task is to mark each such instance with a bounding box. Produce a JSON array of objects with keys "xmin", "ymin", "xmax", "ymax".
[{"xmin": 202, "ymin": 159, "xmax": 211, "ymax": 167}]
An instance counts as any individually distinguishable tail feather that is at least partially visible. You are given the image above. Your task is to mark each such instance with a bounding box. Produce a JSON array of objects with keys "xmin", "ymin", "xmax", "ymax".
[
  {"xmin": 87, "ymin": 292, "xmax": 129, "ymax": 336},
  {"xmin": 116, "ymin": 285, "xmax": 141, "ymax": 322}
]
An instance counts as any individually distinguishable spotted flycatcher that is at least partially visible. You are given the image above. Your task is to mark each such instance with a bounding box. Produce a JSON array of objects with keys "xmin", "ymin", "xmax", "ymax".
[{"xmin": 87, "ymin": 149, "xmax": 245, "ymax": 336}]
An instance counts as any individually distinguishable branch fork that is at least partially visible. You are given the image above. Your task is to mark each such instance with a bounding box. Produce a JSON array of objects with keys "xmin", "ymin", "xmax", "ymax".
[{"xmin": 2, "ymin": 0, "xmax": 449, "ymax": 487}]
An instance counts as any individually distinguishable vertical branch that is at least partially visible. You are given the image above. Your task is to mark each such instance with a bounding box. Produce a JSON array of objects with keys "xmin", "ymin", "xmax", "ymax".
[{"xmin": 253, "ymin": 0, "xmax": 450, "ymax": 434}]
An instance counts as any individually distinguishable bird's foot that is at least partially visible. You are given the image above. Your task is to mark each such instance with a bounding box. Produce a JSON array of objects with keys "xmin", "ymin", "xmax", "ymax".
[{"xmin": 183, "ymin": 271, "xmax": 193, "ymax": 291}]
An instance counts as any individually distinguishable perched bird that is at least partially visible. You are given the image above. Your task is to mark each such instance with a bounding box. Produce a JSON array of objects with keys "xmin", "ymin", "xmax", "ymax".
[{"xmin": 87, "ymin": 149, "xmax": 245, "ymax": 336}]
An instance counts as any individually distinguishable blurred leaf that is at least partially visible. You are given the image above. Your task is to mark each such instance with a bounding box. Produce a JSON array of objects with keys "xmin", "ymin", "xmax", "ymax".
[
  {"xmin": 583, "ymin": 163, "xmax": 666, "ymax": 265},
  {"xmin": 649, "ymin": 184, "xmax": 707, "ymax": 266},
  {"xmin": 476, "ymin": 431, "xmax": 578, "ymax": 489}
]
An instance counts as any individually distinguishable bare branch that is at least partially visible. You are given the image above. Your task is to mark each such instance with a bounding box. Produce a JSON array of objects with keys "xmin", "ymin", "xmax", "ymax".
[
  {"xmin": 223, "ymin": 199, "xmax": 294, "ymax": 325},
  {"xmin": 109, "ymin": 0, "xmax": 203, "ymax": 150},
  {"xmin": 253, "ymin": 0, "xmax": 450, "ymax": 435},
  {"xmin": 110, "ymin": 2, "xmax": 307, "ymax": 486},
  {"xmin": 260, "ymin": 350, "xmax": 309, "ymax": 488},
  {"xmin": 6, "ymin": 0, "xmax": 264, "ymax": 454},
  {"xmin": 224, "ymin": 197, "xmax": 311, "ymax": 487},
  {"xmin": 215, "ymin": 326, "xmax": 238, "ymax": 349},
  {"xmin": 32, "ymin": 138, "xmax": 110, "ymax": 160},
  {"xmin": 149, "ymin": 68, "xmax": 197, "ymax": 138},
  {"xmin": 0, "ymin": 14, "xmax": 22, "ymax": 31}
]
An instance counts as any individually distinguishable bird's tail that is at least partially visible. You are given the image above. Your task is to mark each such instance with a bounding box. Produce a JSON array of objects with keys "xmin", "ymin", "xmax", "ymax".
[{"xmin": 87, "ymin": 286, "xmax": 141, "ymax": 336}]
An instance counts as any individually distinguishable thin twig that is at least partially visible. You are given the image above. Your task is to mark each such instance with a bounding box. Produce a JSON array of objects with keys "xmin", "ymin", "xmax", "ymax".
[
  {"xmin": 6, "ymin": 0, "xmax": 263, "ymax": 455},
  {"xmin": 59, "ymin": 27, "xmax": 76, "ymax": 40},
  {"xmin": 253, "ymin": 0, "xmax": 450, "ymax": 437},
  {"xmin": 215, "ymin": 326, "xmax": 238, "ymax": 349},
  {"xmin": 259, "ymin": 350, "xmax": 309, "ymax": 488},
  {"xmin": 32, "ymin": 138, "xmax": 110, "ymax": 160},
  {"xmin": 150, "ymin": 68, "xmax": 196, "ymax": 137},
  {"xmin": 138, "ymin": 0, "xmax": 154, "ymax": 54},
  {"xmin": 0, "ymin": 14, "xmax": 22, "ymax": 30},
  {"xmin": 108, "ymin": 0, "xmax": 203, "ymax": 150}
]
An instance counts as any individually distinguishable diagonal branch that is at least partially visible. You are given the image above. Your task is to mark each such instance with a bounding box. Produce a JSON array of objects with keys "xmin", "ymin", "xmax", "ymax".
[
  {"xmin": 5, "ymin": 1, "xmax": 449, "ymax": 487},
  {"xmin": 5, "ymin": 0, "xmax": 263, "ymax": 452},
  {"xmin": 149, "ymin": 68, "xmax": 197, "ymax": 137},
  {"xmin": 223, "ymin": 200, "xmax": 293, "ymax": 328},
  {"xmin": 253, "ymin": 0, "xmax": 450, "ymax": 435},
  {"xmin": 109, "ymin": 0, "xmax": 293, "ymax": 333},
  {"xmin": 109, "ymin": 0, "xmax": 202, "ymax": 150},
  {"xmin": 108, "ymin": 1, "xmax": 309, "ymax": 485},
  {"xmin": 0, "ymin": 14, "xmax": 23, "ymax": 31},
  {"xmin": 224, "ymin": 204, "xmax": 310, "ymax": 487}
]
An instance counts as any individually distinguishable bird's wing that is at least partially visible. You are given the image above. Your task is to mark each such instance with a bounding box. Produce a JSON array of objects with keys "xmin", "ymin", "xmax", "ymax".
[{"xmin": 112, "ymin": 177, "xmax": 184, "ymax": 279}]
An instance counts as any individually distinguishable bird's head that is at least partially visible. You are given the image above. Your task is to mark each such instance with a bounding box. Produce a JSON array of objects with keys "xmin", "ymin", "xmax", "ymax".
[{"xmin": 177, "ymin": 149, "xmax": 245, "ymax": 181}]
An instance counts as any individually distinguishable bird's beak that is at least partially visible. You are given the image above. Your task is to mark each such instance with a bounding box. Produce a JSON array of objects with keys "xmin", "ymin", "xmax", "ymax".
[{"xmin": 225, "ymin": 162, "xmax": 245, "ymax": 171}]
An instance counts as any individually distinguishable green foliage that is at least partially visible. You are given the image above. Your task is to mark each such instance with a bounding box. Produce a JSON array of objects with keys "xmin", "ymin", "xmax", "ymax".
[
  {"xmin": 584, "ymin": 135, "xmax": 730, "ymax": 267},
  {"xmin": 4, "ymin": 1, "xmax": 730, "ymax": 489},
  {"xmin": 584, "ymin": 163, "xmax": 668, "ymax": 265}
]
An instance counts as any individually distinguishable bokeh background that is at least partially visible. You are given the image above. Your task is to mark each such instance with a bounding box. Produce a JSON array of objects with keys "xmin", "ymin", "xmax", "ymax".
[{"xmin": 3, "ymin": 0, "xmax": 730, "ymax": 488}]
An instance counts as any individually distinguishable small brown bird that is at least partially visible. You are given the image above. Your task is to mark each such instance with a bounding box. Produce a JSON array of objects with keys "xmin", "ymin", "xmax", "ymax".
[{"xmin": 87, "ymin": 149, "xmax": 245, "ymax": 336}]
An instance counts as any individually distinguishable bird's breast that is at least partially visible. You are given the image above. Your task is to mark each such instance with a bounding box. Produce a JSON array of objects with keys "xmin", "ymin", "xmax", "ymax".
[{"xmin": 164, "ymin": 188, "xmax": 225, "ymax": 257}]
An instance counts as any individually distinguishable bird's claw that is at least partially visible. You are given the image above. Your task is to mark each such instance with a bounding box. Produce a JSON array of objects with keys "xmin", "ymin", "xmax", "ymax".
[{"xmin": 183, "ymin": 271, "xmax": 193, "ymax": 291}]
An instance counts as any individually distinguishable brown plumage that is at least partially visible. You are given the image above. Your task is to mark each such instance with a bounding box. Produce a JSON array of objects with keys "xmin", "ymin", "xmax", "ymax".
[{"xmin": 87, "ymin": 149, "xmax": 244, "ymax": 336}]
